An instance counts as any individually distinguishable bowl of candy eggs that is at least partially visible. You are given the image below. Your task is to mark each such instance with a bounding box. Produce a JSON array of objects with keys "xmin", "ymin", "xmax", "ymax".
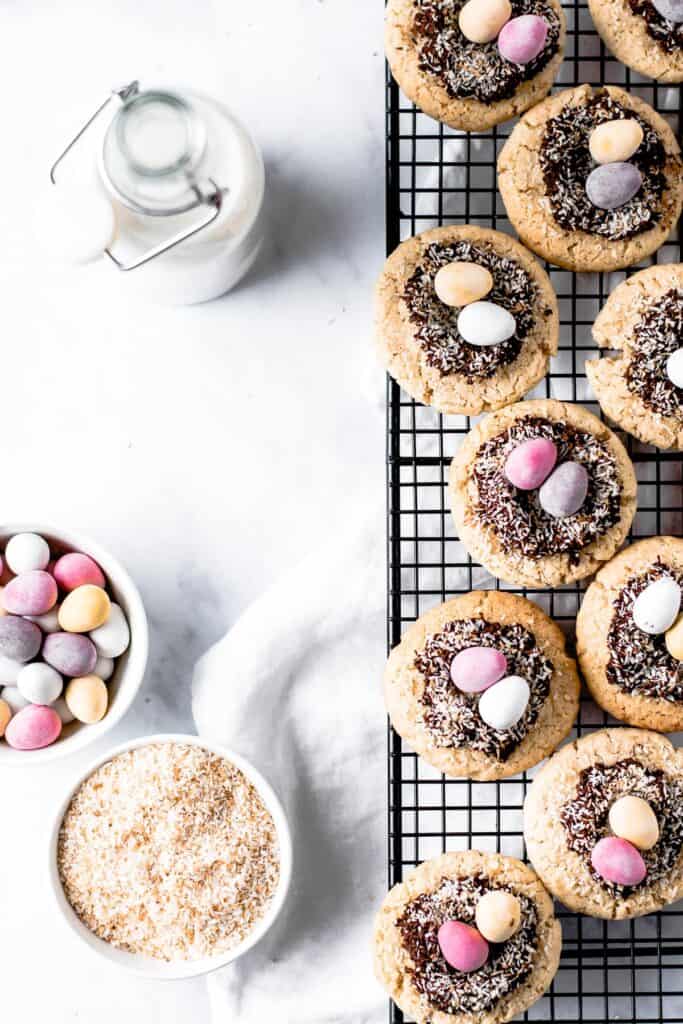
[{"xmin": 0, "ymin": 524, "xmax": 148, "ymax": 764}]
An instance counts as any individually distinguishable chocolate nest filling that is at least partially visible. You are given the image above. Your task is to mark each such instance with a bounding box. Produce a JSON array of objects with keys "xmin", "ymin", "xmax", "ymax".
[
  {"xmin": 561, "ymin": 759, "xmax": 683, "ymax": 892},
  {"xmin": 413, "ymin": 0, "xmax": 561, "ymax": 105},
  {"xmin": 539, "ymin": 92, "xmax": 667, "ymax": 241},
  {"xmin": 397, "ymin": 874, "xmax": 539, "ymax": 1015},
  {"xmin": 473, "ymin": 416, "xmax": 622, "ymax": 562},
  {"xmin": 626, "ymin": 289, "xmax": 683, "ymax": 419},
  {"xmin": 607, "ymin": 562, "xmax": 683, "ymax": 702},
  {"xmin": 415, "ymin": 618, "xmax": 553, "ymax": 760},
  {"xmin": 403, "ymin": 241, "xmax": 550, "ymax": 379},
  {"xmin": 629, "ymin": 0, "xmax": 683, "ymax": 53}
]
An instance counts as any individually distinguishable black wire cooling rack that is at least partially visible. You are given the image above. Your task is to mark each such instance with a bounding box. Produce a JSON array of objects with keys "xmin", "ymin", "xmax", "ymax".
[{"xmin": 385, "ymin": 2, "xmax": 683, "ymax": 1021}]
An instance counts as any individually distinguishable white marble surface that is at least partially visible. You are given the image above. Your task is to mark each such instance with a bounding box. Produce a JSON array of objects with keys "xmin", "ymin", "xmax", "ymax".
[{"xmin": 1, "ymin": 1, "xmax": 385, "ymax": 1020}]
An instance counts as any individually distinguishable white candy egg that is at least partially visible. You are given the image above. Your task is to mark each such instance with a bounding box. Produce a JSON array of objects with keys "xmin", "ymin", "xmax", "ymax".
[
  {"xmin": 0, "ymin": 655, "xmax": 23, "ymax": 685},
  {"xmin": 666, "ymin": 347, "xmax": 683, "ymax": 389},
  {"xmin": 17, "ymin": 662, "xmax": 63, "ymax": 706},
  {"xmin": 5, "ymin": 533, "xmax": 50, "ymax": 574},
  {"xmin": 52, "ymin": 696, "xmax": 76, "ymax": 725},
  {"xmin": 1, "ymin": 686, "xmax": 29, "ymax": 714},
  {"xmin": 457, "ymin": 301, "xmax": 516, "ymax": 348},
  {"xmin": 633, "ymin": 577, "xmax": 681, "ymax": 635},
  {"xmin": 25, "ymin": 605, "xmax": 61, "ymax": 633},
  {"xmin": 94, "ymin": 655, "xmax": 115, "ymax": 681},
  {"xmin": 478, "ymin": 675, "xmax": 530, "ymax": 731},
  {"xmin": 89, "ymin": 603, "xmax": 130, "ymax": 658}
]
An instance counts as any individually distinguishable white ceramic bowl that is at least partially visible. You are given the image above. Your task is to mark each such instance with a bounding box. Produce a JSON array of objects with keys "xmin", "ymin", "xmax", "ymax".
[
  {"xmin": 0, "ymin": 522, "xmax": 148, "ymax": 764},
  {"xmin": 48, "ymin": 733, "xmax": 292, "ymax": 979}
]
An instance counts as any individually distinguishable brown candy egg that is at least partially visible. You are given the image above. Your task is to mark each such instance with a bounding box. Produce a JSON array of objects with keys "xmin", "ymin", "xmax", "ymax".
[
  {"xmin": 608, "ymin": 795, "xmax": 660, "ymax": 851},
  {"xmin": 459, "ymin": 0, "xmax": 512, "ymax": 43},
  {"xmin": 434, "ymin": 262, "xmax": 494, "ymax": 308},
  {"xmin": 474, "ymin": 890, "xmax": 521, "ymax": 944}
]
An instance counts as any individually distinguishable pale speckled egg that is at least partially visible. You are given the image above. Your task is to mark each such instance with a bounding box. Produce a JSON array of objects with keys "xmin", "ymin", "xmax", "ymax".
[
  {"xmin": 434, "ymin": 262, "xmax": 493, "ymax": 307},
  {"xmin": 4, "ymin": 533, "xmax": 50, "ymax": 575},
  {"xmin": 478, "ymin": 675, "xmax": 530, "ymax": 731},
  {"xmin": 17, "ymin": 662, "xmax": 63, "ymax": 706},
  {"xmin": 459, "ymin": 0, "xmax": 512, "ymax": 42},
  {"xmin": 633, "ymin": 577, "xmax": 681, "ymax": 635},
  {"xmin": 589, "ymin": 119, "xmax": 644, "ymax": 165},
  {"xmin": 65, "ymin": 675, "xmax": 108, "ymax": 724},
  {"xmin": 58, "ymin": 585, "xmax": 111, "ymax": 633},
  {"xmin": 665, "ymin": 614, "xmax": 683, "ymax": 661},
  {"xmin": 89, "ymin": 603, "xmax": 129, "ymax": 658},
  {"xmin": 457, "ymin": 301, "xmax": 516, "ymax": 347},
  {"xmin": 608, "ymin": 795, "xmax": 659, "ymax": 851},
  {"xmin": 475, "ymin": 890, "xmax": 522, "ymax": 943}
]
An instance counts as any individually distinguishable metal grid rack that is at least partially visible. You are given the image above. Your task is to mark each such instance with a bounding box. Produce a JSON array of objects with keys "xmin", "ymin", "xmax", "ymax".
[{"xmin": 385, "ymin": 2, "xmax": 683, "ymax": 1021}]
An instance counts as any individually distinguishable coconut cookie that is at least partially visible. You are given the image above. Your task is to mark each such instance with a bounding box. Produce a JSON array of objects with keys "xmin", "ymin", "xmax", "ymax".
[
  {"xmin": 375, "ymin": 226, "xmax": 559, "ymax": 416},
  {"xmin": 525, "ymin": 729, "xmax": 683, "ymax": 919},
  {"xmin": 385, "ymin": 0, "xmax": 565, "ymax": 132},
  {"xmin": 384, "ymin": 591, "xmax": 580, "ymax": 781},
  {"xmin": 589, "ymin": 0, "xmax": 683, "ymax": 83},
  {"xmin": 576, "ymin": 537, "xmax": 683, "ymax": 732},
  {"xmin": 498, "ymin": 85, "xmax": 683, "ymax": 272},
  {"xmin": 587, "ymin": 264, "xmax": 683, "ymax": 450},
  {"xmin": 449, "ymin": 399, "xmax": 637, "ymax": 587},
  {"xmin": 374, "ymin": 850, "xmax": 561, "ymax": 1024}
]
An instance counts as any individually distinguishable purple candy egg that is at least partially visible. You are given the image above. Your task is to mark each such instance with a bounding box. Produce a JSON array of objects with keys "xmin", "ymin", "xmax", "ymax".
[
  {"xmin": 42, "ymin": 632, "xmax": 97, "ymax": 678},
  {"xmin": 2, "ymin": 571, "xmax": 58, "ymax": 616},
  {"xmin": 0, "ymin": 616, "xmax": 42, "ymax": 663},
  {"xmin": 498, "ymin": 14, "xmax": 548, "ymax": 64},
  {"xmin": 591, "ymin": 836, "xmax": 647, "ymax": 886},
  {"xmin": 586, "ymin": 162, "xmax": 643, "ymax": 211},
  {"xmin": 451, "ymin": 647, "xmax": 508, "ymax": 693},
  {"xmin": 539, "ymin": 462, "xmax": 589, "ymax": 518},
  {"xmin": 504, "ymin": 438, "xmax": 557, "ymax": 491}
]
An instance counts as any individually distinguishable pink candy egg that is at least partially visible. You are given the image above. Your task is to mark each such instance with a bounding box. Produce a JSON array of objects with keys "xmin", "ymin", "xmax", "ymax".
[
  {"xmin": 5, "ymin": 704, "xmax": 62, "ymax": 750},
  {"xmin": 53, "ymin": 552, "xmax": 105, "ymax": 592},
  {"xmin": 591, "ymin": 836, "xmax": 647, "ymax": 886},
  {"xmin": 438, "ymin": 921, "xmax": 489, "ymax": 973},
  {"xmin": 2, "ymin": 571, "xmax": 58, "ymax": 616},
  {"xmin": 504, "ymin": 438, "xmax": 557, "ymax": 491},
  {"xmin": 451, "ymin": 647, "xmax": 508, "ymax": 693},
  {"xmin": 42, "ymin": 632, "xmax": 97, "ymax": 678},
  {"xmin": 498, "ymin": 14, "xmax": 548, "ymax": 64}
]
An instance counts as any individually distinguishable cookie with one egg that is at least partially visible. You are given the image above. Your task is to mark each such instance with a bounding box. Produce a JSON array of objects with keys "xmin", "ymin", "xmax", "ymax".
[
  {"xmin": 577, "ymin": 536, "xmax": 683, "ymax": 733},
  {"xmin": 588, "ymin": 0, "xmax": 683, "ymax": 84},
  {"xmin": 384, "ymin": 590, "xmax": 580, "ymax": 781},
  {"xmin": 587, "ymin": 263, "xmax": 683, "ymax": 451},
  {"xmin": 375, "ymin": 226, "xmax": 559, "ymax": 416},
  {"xmin": 374, "ymin": 849, "xmax": 561, "ymax": 1024},
  {"xmin": 525, "ymin": 728, "xmax": 683, "ymax": 919}
]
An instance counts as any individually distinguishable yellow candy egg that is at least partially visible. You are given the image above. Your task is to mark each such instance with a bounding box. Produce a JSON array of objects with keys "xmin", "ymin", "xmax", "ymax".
[
  {"xmin": 459, "ymin": 0, "xmax": 512, "ymax": 43},
  {"xmin": 65, "ymin": 675, "xmax": 108, "ymax": 724},
  {"xmin": 434, "ymin": 262, "xmax": 494, "ymax": 308},
  {"xmin": 0, "ymin": 698, "xmax": 11, "ymax": 737},
  {"xmin": 475, "ymin": 890, "xmax": 521, "ymax": 944},
  {"xmin": 58, "ymin": 585, "xmax": 111, "ymax": 633},
  {"xmin": 665, "ymin": 614, "xmax": 683, "ymax": 662},
  {"xmin": 609, "ymin": 795, "xmax": 659, "ymax": 851},
  {"xmin": 589, "ymin": 120, "xmax": 644, "ymax": 165}
]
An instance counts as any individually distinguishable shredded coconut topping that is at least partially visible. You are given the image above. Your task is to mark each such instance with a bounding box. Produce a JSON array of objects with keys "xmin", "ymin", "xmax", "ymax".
[
  {"xmin": 561, "ymin": 758, "xmax": 683, "ymax": 892},
  {"xmin": 397, "ymin": 874, "xmax": 539, "ymax": 1015},
  {"xmin": 629, "ymin": 0, "xmax": 683, "ymax": 52},
  {"xmin": 626, "ymin": 289, "xmax": 683, "ymax": 419},
  {"xmin": 415, "ymin": 618, "xmax": 553, "ymax": 760},
  {"xmin": 539, "ymin": 92, "xmax": 666, "ymax": 241},
  {"xmin": 57, "ymin": 743, "xmax": 280, "ymax": 961},
  {"xmin": 413, "ymin": 0, "xmax": 561, "ymax": 104},
  {"xmin": 607, "ymin": 562, "xmax": 683, "ymax": 701}
]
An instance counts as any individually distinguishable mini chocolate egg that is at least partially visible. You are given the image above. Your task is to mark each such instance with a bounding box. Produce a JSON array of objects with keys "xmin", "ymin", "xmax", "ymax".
[
  {"xmin": 25, "ymin": 605, "xmax": 61, "ymax": 633},
  {"xmin": 450, "ymin": 646, "xmax": 507, "ymax": 693},
  {"xmin": 17, "ymin": 662, "xmax": 63, "ymax": 706},
  {"xmin": 52, "ymin": 696, "xmax": 75, "ymax": 726},
  {"xmin": 498, "ymin": 14, "xmax": 548, "ymax": 64},
  {"xmin": 0, "ymin": 615, "xmax": 42, "ymax": 663},
  {"xmin": 666, "ymin": 348, "xmax": 683, "ymax": 389},
  {"xmin": 58, "ymin": 585, "xmax": 111, "ymax": 634},
  {"xmin": 633, "ymin": 577, "xmax": 681, "ymax": 635},
  {"xmin": 652, "ymin": 0, "xmax": 683, "ymax": 20},
  {"xmin": 94, "ymin": 655, "xmax": 114, "ymax": 681},
  {"xmin": 458, "ymin": 0, "xmax": 512, "ymax": 42},
  {"xmin": 5, "ymin": 704, "xmax": 61, "ymax": 750},
  {"xmin": 0, "ymin": 686, "xmax": 29, "ymax": 714},
  {"xmin": 589, "ymin": 119, "xmax": 644, "ymax": 165},
  {"xmin": 504, "ymin": 438, "xmax": 557, "ymax": 491},
  {"xmin": 4, "ymin": 533, "xmax": 50, "ymax": 575},
  {"xmin": 457, "ymin": 301, "xmax": 516, "ymax": 347},
  {"xmin": 475, "ymin": 890, "xmax": 522, "ymax": 943},
  {"xmin": 538, "ymin": 462, "xmax": 589, "ymax": 518},
  {"xmin": 53, "ymin": 552, "xmax": 105, "ymax": 592},
  {"xmin": 3, "ymin": 571, "xmax": 58, "ymax": 616},
  {"xmin": 437, "ymin": 920, "xmax": 489, "ymax": 972},
  {"xmin": 665, "ymin": 614, "xmax": 683, "ymax": 661},
  {"xmin": 478, "ymin": 675, "xmax": 530, "ymax": 731},
  {"xmin": 65, "ymin": 674, "xmax": 108, "ymax": 724},
  {"xmin": 434, "ymin": 262, "xmax": 493, "ymax": 307},
  {"xmin": 591, "ymin": 836, "xmax": 646, "ymax": 886},
  {"xmin": 43, "ymin": 632, "xmax": 97, "ymax": 678},
  {"xmin": 89, "ymin": 602, "xmax": 129, "ymax": 658},
  {"xmin": 0, "ymin": 697, "xmax": 10, "ymax": 737},
  {"xmin": 586, "ymin": 162, "xmax": 643, "ymax": 211},
  {"xmin": 609, "ymin": 795, "xmax": 660, "ymax": 851}
]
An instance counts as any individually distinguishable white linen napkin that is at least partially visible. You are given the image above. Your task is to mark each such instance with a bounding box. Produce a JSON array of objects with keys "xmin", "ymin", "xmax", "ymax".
[{"xmin": 192, "ymin": 510, "xmax": 387, "ymax": 1024}]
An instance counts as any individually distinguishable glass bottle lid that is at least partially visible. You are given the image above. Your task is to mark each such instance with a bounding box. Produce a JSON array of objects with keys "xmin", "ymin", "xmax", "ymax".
[{"xmin": 101, "ymin": 89, "xmax": 209, "ymax": 216}]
